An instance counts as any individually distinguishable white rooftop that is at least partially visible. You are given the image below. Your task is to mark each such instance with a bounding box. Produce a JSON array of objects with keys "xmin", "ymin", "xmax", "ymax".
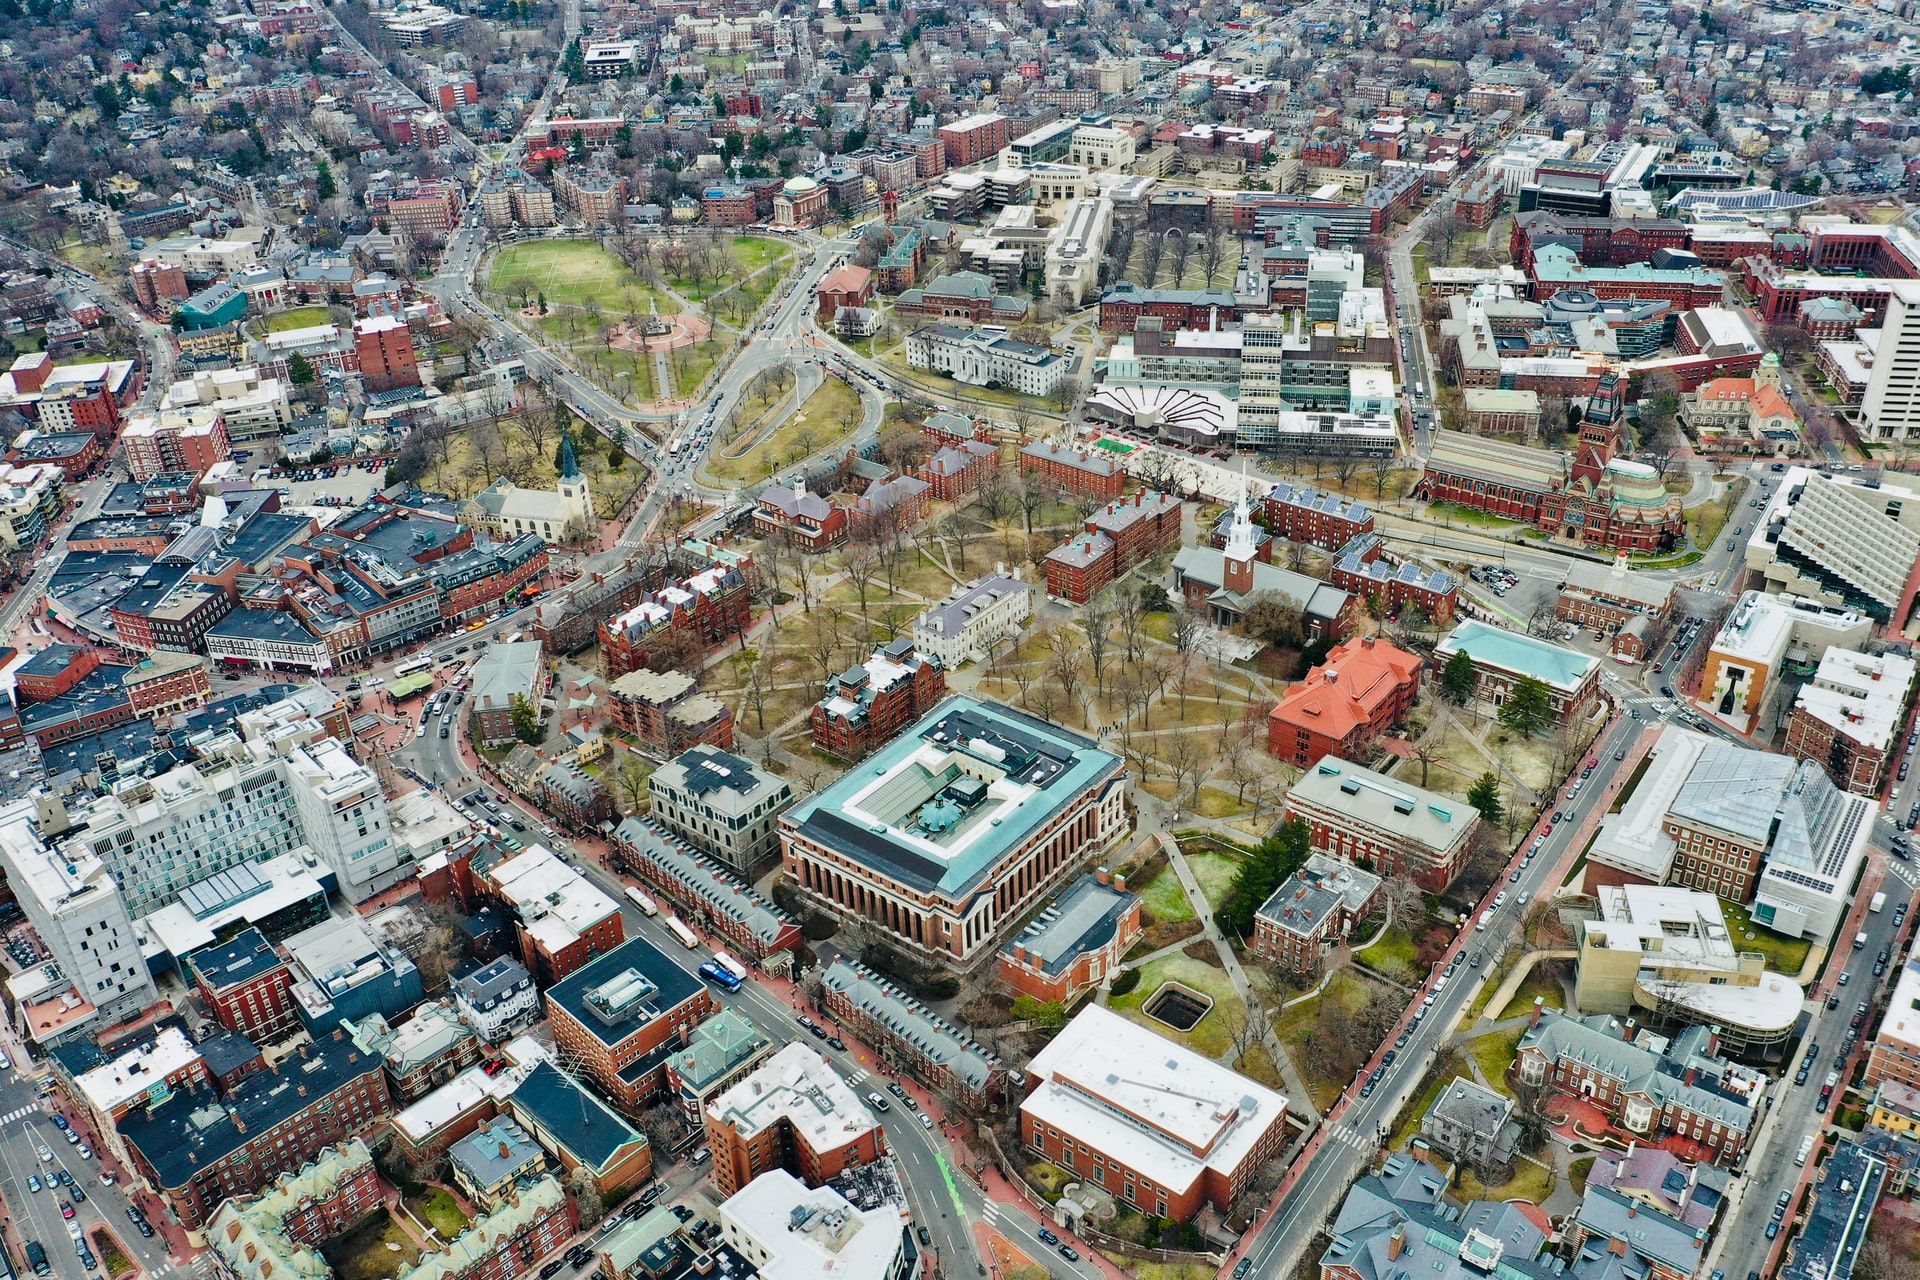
[
  {"xmin": 75, "ymin": 1027, "xmax": 203, "ymax": 1114},
  {"xmin": 1792, "ymin": 645, "xmax": 1917, "ymax": 753},
  {"xmin": 391, "ymin": 1052, "xmax": 541, "ymax": 1144},
  {"xmin": 719, "ymin": 1170, "xmax": 905, "ymax": 1280},
  {"xmin": 487, "ymin": 844, "xmax": 619, "ymax": 951},
  {"xmin": 1020, "ymin": 1005, "xmax": 1285, "ymax": 1196},
  {"xmin": 707, "ymin": 1042, "xmax": 881, "ymax": 1151},
  {"xmin": 1587, "ymin": 725, "xmax": 1707, "ymax": 881},
  {"xmin": 1877, "ymin": 960, "xmax": 1920, "ymax": 1057}
]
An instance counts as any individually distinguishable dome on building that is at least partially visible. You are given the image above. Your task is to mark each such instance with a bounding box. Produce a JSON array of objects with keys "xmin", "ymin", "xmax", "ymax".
[
  {"xmin": 784, "ymin": 176, "xmax": 821, "ymax": 194},
  {"xmin": 1603, "ymin": 458, "xmax": 1670, "ymax": 507}
]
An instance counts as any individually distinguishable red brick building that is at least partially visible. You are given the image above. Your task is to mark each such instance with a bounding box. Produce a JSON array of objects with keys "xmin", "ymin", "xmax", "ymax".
[
  {"xmin": 483, "ymin": 843, "xmax": 627, "ymax": 988},
  {"xmin": 1265, "ymin": 637, "xmax": 1421, "ymax": 767},
  {"xmin": 701, "ymin": 186, "xmax": 758, "ymax": 227},
  {"xmin": 119, "ymin": 1032, "xmax": 395, "ymax": 1232},
  {"xmin": 1020, "ymin": 1006, "xmax": 1289, "ymax": 1222},
  {"xmin": 705, "ymin": 1043, "xmax": 888, "ymax": 1199},
  {"xmin": 1019, "ymin": 441, "xmax": 1125, "ymax": 500},
  {"xmin": 1042, "ymin": 490, "xmax": 1182, "ymax": 604},
  {"xmin": 996, "ymin": 870, "xmax": 1141, "ymax": 1005},
  {"xmin": 753, "ymin": 480, "xmax": 849, "ymax": 551},
  {"xmin": 1263, "ymin": 482, "xmax": 1376, "ymax": 550},
  {"xmin": 815, "ymin": 264, "xmax": 875, "ymax": 321},
  {"xmin": 938, "ymin": 113, "xmax": 1009, "ymax": 167},
  {"xmin": 6, "ymin": 429, "xmax": 101, "ymax": 480},
  {"xmin": 1510, "ymin": 212, "xmax": 1692, "ymax": 275},
  {"xmin": 916, "ymin": 438, "xmax": 999, "ymax": 501},
  {"xmin": 187, "ymin": 928, "xmax": 301, "ymax": 1044},
  {"xmin": 1328, "ymin": 546, "xmax": 1459, "ymax": 626},
  {"xmin": 598, "ymin": 563, "xmax": 753, "ymax": 679},
  {"xmin": 810, "ymin": 637, "xmax": 946, "ymax": 761},
  {"xmin": 1249, "ymin": 853, "xmax": 1383, "ymax": 977},
  {"xmin": 608, "ymin": 669, "xmax": 736, "ymax": 754},
  {"xmin": 354, "ymin": 316, "xmax": 420, "ymax": 393},
  {"xmin": 14, "ymin": 644, "xmax": 101, "ymax": 703},
  {"xmin": 544, "ymin": 937, "xmax": 717, "ymax": 1111}
]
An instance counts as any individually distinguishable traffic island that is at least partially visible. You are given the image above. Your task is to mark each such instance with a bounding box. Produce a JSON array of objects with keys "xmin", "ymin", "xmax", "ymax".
[{"xmin": 86, "ymin": 1225, "xmax": 135, "ymax": 1280}]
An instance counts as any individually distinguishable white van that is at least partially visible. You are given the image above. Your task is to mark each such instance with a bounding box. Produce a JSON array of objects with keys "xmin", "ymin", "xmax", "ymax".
[{"xmin": 1476, "ymin": 909, "xmax": 1493, "ymax": 931}]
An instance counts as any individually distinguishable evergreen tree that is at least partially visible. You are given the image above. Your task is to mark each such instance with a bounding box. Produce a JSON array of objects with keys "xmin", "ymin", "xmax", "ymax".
[
  {"xmin": 509, "ymin": 692, "xmax": 542, "ymax": 744},
  {"xmin": 315, "ymin": 160, "xmax": 337, "ymax": 202},
  {"xmin": 1440, "ymin": 650, "xmax": 1477, "ymax": 703},
  {"xmin": 1497, "ymin": 676, "xmax": 1554, "ymax": 737},
  {"xmin": 1467, "ymin": 772, "xmax": 1503, "ymax": 824},
  {"xmin": 287, "ymin": 353, "xmax": 317, "ymax": 387}
]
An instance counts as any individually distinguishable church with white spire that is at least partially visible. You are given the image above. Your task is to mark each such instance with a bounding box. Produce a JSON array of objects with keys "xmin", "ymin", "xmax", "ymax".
[
  {"xmin": 462, "ymin": 428, "xmax": 596, "ymax": 545},
  {"xmin": 1172, "ymin": 462, "xmax": 1359, "ymax": 639}
]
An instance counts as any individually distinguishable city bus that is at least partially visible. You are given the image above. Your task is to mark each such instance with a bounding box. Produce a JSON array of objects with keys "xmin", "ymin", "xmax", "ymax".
[
  {"xmin": 698, "ymin": 960, "xmax": 743, "ymax": 992},
  {"xmin": 394, "ymin": 656, "xmax": 434, "ymax": 679},
  {"xmin": 712, "ymin": 951, "xmax": 748, "ymax": 983},
  {"xmin": 625, "ymin": 887, "xmax": 659, "ymax": 917},
  {"xmin": 665, "ymin": 915, "xmax": 699, "ymax": 949}
]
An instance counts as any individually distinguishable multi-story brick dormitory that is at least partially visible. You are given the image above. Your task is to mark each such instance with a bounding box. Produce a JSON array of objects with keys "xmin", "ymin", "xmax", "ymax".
[
  {"xmin": 820, "ymin": 959, "xmax": 1006, "ymax": 1107},
  {"xmin": 1509, "ymin": 212, "xmax": 1692, "ymax": 275},
  {"xmin": 611, "ymin": 817, "xmax": 804, "ymax": 964},
  {"xmin": 809, "ymin": 637, "xmax": 947, "ymax": 762},
  {"xmin": 599, "ymin": 562, "xmax": 752, "ymax": 680},
  {"xmin": 207, "ymin": 1139, "xmax": 385, "ymax": 1276},
  {"xmin": 118, "ymin": 1029, "xmax": 396, "ymax": 1233},
  {"xmin": 1515, "ymin": 1008, "xmax": 1762, "ymax": 1167},
  {"xmin": 1018, "ymin": 440, "xmax": 1126, "ymax": 500},
  {"xmin": 542, "ymin": 936, "xmax": 717, "ymax": 1112},
  {"xmin": 705, "ymin": 1042, "xmax": 888, "ymax": 1199},
  {"xmin": 1329, "ymin": 542, "xmax": 1459, "ymax": 626},
  {"xmin": 1262, "ymin": 482, "xmax": 1375, "ymax": 550},
  {"xmin": 1042, "ymin": 489, "xmax": 1182, "ymax": 604}
]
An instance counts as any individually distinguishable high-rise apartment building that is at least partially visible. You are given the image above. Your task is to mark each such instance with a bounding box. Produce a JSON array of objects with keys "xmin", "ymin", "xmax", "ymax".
[
  {"xmin": 355, "ymin": 315, "xmax": 420, "ymax": 393},
  {"xmin": 1864, "ymin": 279, "xmax": 1920, "ymax": 442}
]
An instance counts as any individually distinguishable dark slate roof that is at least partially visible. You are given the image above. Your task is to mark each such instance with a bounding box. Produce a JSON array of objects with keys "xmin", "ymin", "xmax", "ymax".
[
  {"xmin": 117, "ymin": 1033, "xmax": 385, "ymax": 1191},
  {"xmin": 195, "ymin": 1031, "xmax": 264, "ymax": 1079},
  {"xmin": 541, "ymin": 936, "xmax": 706, "ymax": 1051},
  {"xmin": 509, "ymin": 1060, "xmax": 648, "ymax": 1173},
  {"xmin": 184, "ymin": 928, "xmax": 287, "ymax": 995}
]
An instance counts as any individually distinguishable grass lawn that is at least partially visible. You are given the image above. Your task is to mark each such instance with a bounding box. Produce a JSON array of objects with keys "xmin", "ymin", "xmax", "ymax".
[
  {"xmin": 1181, "ymin": 848, "xmax": 1243, "ymax": 911},
  {"xmin": 1237, "ymin": 1043, "xmax": 1284, "ymax": 1090},
  {"xmin": 671, "ymin": 236, "xmax": 794, "ymax": 304},
  {"xmin": 262, "ymin": 304, "xmax": 335, "ymax": 333},
  {"xmin": 1569, "ymin": 1156, "xmax": 1595, "ymax": 1194},
  {"xmin": 1123, "ymin": 1264, "xmax": 1218, "ymax": 1280},
  {"xmin": 407, "ymin": 1186, "xmax": 471, "ymax": 1239},
  {"xmin": 709, "ymin": 376, "xmax": 864, "ymax": 484},
  {"xmin": 1192, "ymin": 786, "xmax": 1253, "ymax": 819},
  {"xmin": 1457, "ymin": 1156, "xmax": 1554, "ymax": 1204},
  {"xmin": 1109, "ymin": 952, "xmax": 1243, "ymax": 1058},
  {"xmin": 1464, "ymin": 1028, "xmax": 1523, "ymax": 1097},
  {"xmin": 1493, "ymin": 968, "xmax": 1565, "ymax": 1021},
  {"xmin": 1389, "ymin": 1061, "xmax": 1458, "ymax": 1151},
  {"xmin": 1686, "ymin": 477, "xmax": 1747, "ymax": 549},
  {"xmin": 1429, "ymin": 500, "xmax": 1522, "ymax": 529},
  {"xmin": 1721, "ymin": 899, "xmax": 1813, "ymax": 975},
  {"xmin": 321, "ymin": 1208, "xmax": 423, "ymax": 1280},
  {"xmin": 1355, "ymin": 927, "xmax": 1419, "ymax": 973},
  {"xmin": 1139, "ymin": 864, "xmax": 1197, "ymax": 923},
  {"xmin": 488, "ymin": 240, "xmax": 674, "ymax": 314}
]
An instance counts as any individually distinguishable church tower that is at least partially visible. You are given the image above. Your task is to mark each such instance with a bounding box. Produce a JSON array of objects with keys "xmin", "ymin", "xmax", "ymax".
[
  {"xmin": 1224, "ymin": 463, "xmax": 1258, "ymax": 596},
  {"xmin": 556, "ymin": 427, "xmax": 592, "ymax": 533},
  {"xmin": 1571, "ymin": 371, "xmax": 1626, "ymax": 488}
]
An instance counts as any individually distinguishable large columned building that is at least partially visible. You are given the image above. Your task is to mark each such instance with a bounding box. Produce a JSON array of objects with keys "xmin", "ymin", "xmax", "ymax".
[{"xmin": 779, "ymin": 697, "xmax": 1126, "ymax": 969}]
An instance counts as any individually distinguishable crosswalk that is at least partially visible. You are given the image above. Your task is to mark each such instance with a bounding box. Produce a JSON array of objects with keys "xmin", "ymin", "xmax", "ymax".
[
  {"xmin": 0, "ymin": 1104, "xmax": 39, "ymax": 1124},
  {"xmin": 1886, "ymin": 860, "xmax": 1920, "ymax": 892},
  {"xmin": 1321, "ymin": 1122, "xmax": 1376, "ymax": 1152},
  {"xmin": 844, "ymin": 1067, "xmax": 869, "ymax": 1086}
]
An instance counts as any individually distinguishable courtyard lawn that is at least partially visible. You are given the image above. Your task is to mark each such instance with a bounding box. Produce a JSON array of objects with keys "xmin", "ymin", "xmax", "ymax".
[
  {"xmin": 1721, "ymin": 900, "xmax": 1813, "ymax": 975},
  {"xmin": 672, "ymin": 236, "xmax": 794, "ymax": 305},
  {"xmin": 1138, "ymin": 864, "xmax": 1197, "ymax": 923},
  {"xmin": 1181, "ymin": 847, "xmax": 1244, "ymax": 912},
  {"xmin": 1355, "ymin": 926, "xmax": 1419, "ymax": 974},
  {"xmin": 1457, "ymin": 1156, "xmax": 1554, "ymax": 1205},
  {"xmin": 487, "ymin": 240, "xmax": 674, "ymax": 314},
  {"xmin": 407, "ymin": 1186, "xmax": 471, "ymax": 1239},
  {"xmin": 321, "ymin": 1209, "xmax": 423, "ymax": 1280},
  {"xmin": 1465, "ymin": 1028, "xmax": 1524, "ymax": 1097},
  {"xmin": 262, "ymin": 304, "xmax": 335, "ymax": 333},
  {"xmin": 1108, "ymin": 952, "xmax": 1242, "ymax": 1059},
  {"xmin": 1493, "ymin": 967, "xmax": 1566, "ymax": 1021}
]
